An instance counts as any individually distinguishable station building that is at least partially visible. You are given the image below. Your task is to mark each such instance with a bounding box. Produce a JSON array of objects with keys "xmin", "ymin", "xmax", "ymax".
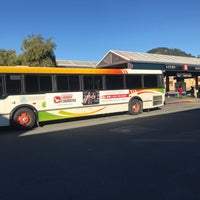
[{"xmin": 57, "ymin": 50, "xmax": 200, "ymax": 94}]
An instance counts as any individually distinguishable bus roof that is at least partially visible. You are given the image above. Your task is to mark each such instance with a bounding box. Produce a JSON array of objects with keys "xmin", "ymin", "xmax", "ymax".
[{"xmin": 0, "ymin": 66, "xmax": 162, "ymax": 75}]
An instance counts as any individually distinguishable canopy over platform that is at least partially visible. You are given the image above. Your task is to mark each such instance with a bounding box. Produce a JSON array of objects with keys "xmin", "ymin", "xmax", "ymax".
[{"xmin": 96, "ymin": 50, "xmax": 200, "ymax": 69}]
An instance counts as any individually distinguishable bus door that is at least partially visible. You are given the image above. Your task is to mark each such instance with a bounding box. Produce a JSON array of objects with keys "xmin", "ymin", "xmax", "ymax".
[
  {"xmin": 0, "ymin": 75, "xmax": 6, "ymax": 113},
  {"xmin": 0, "ymin": 76, "xmax": 3, "ymax": 98},
  {"xmin": 0, "ymin": 75, "xmax": 9, "ymax": 126}
]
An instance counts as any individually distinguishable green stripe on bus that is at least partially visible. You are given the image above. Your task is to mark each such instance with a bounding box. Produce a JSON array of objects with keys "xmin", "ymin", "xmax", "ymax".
[{"xmin": 38, "ymin": 111, "xmax": 68, "ymax": 122}]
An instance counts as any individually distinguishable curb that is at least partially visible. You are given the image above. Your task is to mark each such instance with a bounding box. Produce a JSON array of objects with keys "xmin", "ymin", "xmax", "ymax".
[{"xmin": 165, "ymin": 98, "xmax": 200, "ymax": 105}]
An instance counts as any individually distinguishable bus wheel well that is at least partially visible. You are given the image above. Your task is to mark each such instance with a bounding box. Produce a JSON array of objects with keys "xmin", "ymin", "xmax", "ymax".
[
  {"xmin": 128, "ymin": 97, "xmax": 143, "ymax": 115},
  {"xmin": 10, "ymin": 105, "xmax": 38, "ymax": 129}
]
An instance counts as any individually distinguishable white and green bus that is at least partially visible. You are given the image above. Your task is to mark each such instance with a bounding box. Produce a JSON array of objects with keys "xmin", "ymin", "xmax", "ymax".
[{"xmin": 0, "ymin": 66, "xmax": 165, "ymax": 129}]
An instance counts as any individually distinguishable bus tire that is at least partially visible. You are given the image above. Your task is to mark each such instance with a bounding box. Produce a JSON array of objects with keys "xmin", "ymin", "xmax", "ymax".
[
  {"xmin": 129, "ymin": 99, "xmax": 142, "ymax": 115},
  {"xmin": 12, "ymin": 108, "xmax": 36, "ymax": 130}
]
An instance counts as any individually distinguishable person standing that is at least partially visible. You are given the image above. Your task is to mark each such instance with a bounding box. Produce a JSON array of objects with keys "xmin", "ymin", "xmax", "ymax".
[{"xmin": 178, "ymin": 86, "xmax": 183, "ymax": 97}]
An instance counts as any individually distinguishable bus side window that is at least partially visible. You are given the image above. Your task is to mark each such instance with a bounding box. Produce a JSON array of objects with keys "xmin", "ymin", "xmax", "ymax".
[
  {"xmin": 143, "ymin": 75, "xmax": 157, "ymax": 88},
  {"xmin": 94, "ymin": 76, "xmax": 103, "ymax": 90},
  {"xmin": 56, "ymin": 75, "xmax": 69, "ymax": 91},
  {"xmin": 125, "ymin": 75, "xmax": 142, "ymax": 89},
  {"xmin": 83, "ymin": 75, "xmax": 93, "ymax": 90},
  {"xmin": 25, "ymin": 75, "xmax": 39, "ymax": 93},
  {"xmin": 6, "ymin": 74, "xmax": 22, "ymax": 95},
  {"xmin": 69, "ymin": 75, "xmax": 80, "ymax": 91},
  {"xmin": 83, "ymin": 75, "xmax": 103, "ymax": 90},
  {"xmin": 105, "ymin": 75, "xmax": 124, "ymax": 90},
  {"xmin": 39, "ymin": 76, "xmax": 52, "ymax": 92}
]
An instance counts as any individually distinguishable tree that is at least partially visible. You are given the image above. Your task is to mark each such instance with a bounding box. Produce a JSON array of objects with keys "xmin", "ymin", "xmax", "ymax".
[
  {"xmin": 147, "ymin": 47, "xmax": 194, "ymax": 57},
  {"xmin": 0, "ymin": 49, "xmax": 18, "ymax": 66},
  {"xmin": 21, "ymin": 34, "xmax": 57, "ymax": 67}
]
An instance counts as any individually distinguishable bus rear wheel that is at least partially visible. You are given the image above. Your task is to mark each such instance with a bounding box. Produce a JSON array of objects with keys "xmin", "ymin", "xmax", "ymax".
[
  {"xmin": 12, "ymin": 108, "xmax": 36, "ymax": 130},
  {"xmin": 129, "ymin": 99, "xmax": 142, "ymax": 115}
]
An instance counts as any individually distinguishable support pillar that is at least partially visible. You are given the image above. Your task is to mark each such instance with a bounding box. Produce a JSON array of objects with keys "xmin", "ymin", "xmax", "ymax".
[
  {"xmin": 195, "ymin": 76, "xmax": 198, "ymax": 89},
  {"xmin": 166, "ymin": 75, "xmax": 169, "ymax": 92}
]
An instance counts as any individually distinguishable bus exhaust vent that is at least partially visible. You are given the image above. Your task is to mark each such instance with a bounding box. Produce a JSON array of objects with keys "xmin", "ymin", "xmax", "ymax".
[{"xmin": 153, "ymin": 95, "xmax": 163, "ymax": 106}]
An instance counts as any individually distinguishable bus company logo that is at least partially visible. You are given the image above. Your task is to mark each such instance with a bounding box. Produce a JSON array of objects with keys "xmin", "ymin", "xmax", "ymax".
[
  {"xmin": 54, "ymin": 96, "xmax": 61, "ymax": 103},
  {"xmin": 62, "ymin": 94, "xmax": 73, "ymax": 100},
  {"xmin": 54, "ymin": 94, "xmax": 76, "ymax": 103},
  {"xmin": 61, "ymin": 94, "xmax": 76, "ymax": 103}
]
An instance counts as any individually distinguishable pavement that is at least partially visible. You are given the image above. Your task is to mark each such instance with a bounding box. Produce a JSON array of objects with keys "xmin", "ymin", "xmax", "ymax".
[{"xmin": 165, "ymin": 95, "xmax": 200, "ymax": 105}]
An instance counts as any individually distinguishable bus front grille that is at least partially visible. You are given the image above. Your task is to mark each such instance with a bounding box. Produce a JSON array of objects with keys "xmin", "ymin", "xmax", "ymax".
[{"xmin": 153, "ymin": 95, "xmax": 163, "ymax": 106}]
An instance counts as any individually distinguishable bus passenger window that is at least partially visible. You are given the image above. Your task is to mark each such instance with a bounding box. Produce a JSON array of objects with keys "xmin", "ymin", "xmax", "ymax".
[
  {"xmin": 25, "ymin": 75, "xmax": 39, "ymax": 93},
  {"xmin": 6, "ymin": 74, "xmax": 22, "ymax": 95},
  {"xmin": 83, "ymin": 75, "xmax": 103, "ymax": 90},
  {"xmin": 105, "ymin": 75, "xmax": 124, "ymax": 90},
  {"xmin": 126, "ymin": 75, "xmax": 142, "ymax": 89},
  {"xmin": 94, "ymin": 76, "xmax": 103, "ymax": 90},
  {"xmin": 69, "ymin": 75, "xmax": 80, "ymax": 91},
  {"xmin": 39, "ymin": 76, "xmax": 52, "ymax": 92},
  {"xmin": 83, "ymin": 76, "xmax": 93, "ymax": 90},
  {"xmin": 143, "ymin": 75, "xmax": 157, "ymax": 88},
  {"xmin": 56, "ymin": 75, "xmax": 69, "ymax": 91}
]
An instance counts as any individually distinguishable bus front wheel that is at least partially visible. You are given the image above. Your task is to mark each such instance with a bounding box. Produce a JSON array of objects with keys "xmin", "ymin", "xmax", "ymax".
[
  {"xmin": 12, "ymin": 108, "xmax": 36, "ymax": 130},
  {"xmin": 129, "ymin": 99, "xmax": 142, "ymax": 115}
]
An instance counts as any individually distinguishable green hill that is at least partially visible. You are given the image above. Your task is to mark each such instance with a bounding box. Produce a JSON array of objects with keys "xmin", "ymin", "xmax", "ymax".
[{"xmin": 147, "ymin": 47, "xmax": 194, "ymax": 57}]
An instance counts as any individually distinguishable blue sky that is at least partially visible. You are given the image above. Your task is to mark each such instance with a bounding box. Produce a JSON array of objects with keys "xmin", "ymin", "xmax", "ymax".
[{"xmin": 1, "ymin": 0, "xmax": 200, "ymax": 62}]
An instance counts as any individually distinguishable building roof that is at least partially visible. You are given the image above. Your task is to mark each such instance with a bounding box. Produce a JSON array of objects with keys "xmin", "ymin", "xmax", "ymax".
[
  {"xmin": 56, "ymin": 60, "xmax": 97, "ymax": 68},
  {"xmin": 96, "ymin": 50, "xmax": 200, "ymax": 68},
  {"xmin": 56, "ymin": 50, "xmax": 200, "ymax": 69}
]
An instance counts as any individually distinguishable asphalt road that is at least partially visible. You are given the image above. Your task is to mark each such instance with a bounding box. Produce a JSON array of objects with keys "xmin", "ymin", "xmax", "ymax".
[{"xmin": 1, "ymin": 103, "xmax": 200, "ymax": 200}]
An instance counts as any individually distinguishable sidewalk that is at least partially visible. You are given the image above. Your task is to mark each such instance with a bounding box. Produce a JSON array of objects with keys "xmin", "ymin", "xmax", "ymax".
[{"xmin": 165, "ymin": 95, "xmax": 200, "ymax": 105}]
